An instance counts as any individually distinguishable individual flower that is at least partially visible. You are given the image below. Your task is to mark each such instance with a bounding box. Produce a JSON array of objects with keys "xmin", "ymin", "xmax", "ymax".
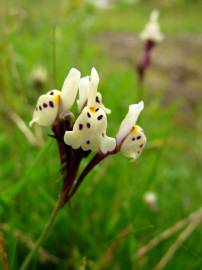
[
  {"xmin": 87, "ymin": 0, "xmax": 110, "ymax": 9},
  {"xmin": 30, "ymin": 66, "xmax": 47, "ymax": 89},
  {"xmin": 143, "ymin": 191, "xmax": 158, "ymax": 211},
  {"xmin": 64, "ymin": 68, "xmax": 116, "ymax": 154},
  {"xmin": 140, "ymin": 10, "xmax": 163, "ymax": 43},
  {"xmin": 116, "ymin": 101, "xmax": 146, "ymax": 161},
  {"xmin": 29, "ymin": 68, "xmax": 81, "ymax": 127}
]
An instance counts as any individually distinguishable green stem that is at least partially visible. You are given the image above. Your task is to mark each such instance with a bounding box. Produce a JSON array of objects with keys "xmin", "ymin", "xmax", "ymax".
[{"xmin": 19, "ymin": 195, "xmax": 63, "ymax": 270}]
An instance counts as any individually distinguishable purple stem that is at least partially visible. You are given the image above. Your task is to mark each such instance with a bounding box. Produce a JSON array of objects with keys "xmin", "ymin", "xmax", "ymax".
[
  {"xmin": 137, "ymin": 40, "xmax": 155, "ymax": 82},
  {"xmin": 67, "ymin": 146, "xmax": 119, "ymax": 201},
  {"xmin": 53, "ymin": 121, "xmax": 120, "ymax": 205},
  {"xmin": 62, "ymin": 149, "xmax": 87, "ymax": 204},
  {"xmin": 53, "ymin": 121, "xmax": 91, "ymax": 206},
  {"xmin": 67, "ymin": 153, "xmax": 106, "ymax": 200},
  {"xmin": 52, "ymin": 122, "xmax": 78, "ymax": 205},
  {"xmin": 52, "ymin": 125, "xmax": 67, "ymax": 167}
]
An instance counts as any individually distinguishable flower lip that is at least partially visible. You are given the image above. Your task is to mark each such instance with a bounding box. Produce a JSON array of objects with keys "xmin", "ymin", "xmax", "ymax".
[
  {"xmin": 29, "ymin": 93, "xmax": 60, "ymax": 127},
  {"xmin": 120, "ymin": 124, "xmax": 146, "ymax": 161}
]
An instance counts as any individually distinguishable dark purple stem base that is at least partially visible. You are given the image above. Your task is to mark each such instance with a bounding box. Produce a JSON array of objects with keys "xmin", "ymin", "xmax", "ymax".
[{"xmin": 137, "ymin": 40, "xmax": 155, "ymax": 83}]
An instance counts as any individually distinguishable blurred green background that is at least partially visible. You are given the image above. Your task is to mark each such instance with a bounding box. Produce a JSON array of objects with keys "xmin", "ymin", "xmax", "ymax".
[{"xmin": 1, "ymin": 0, "xmax": 202, "ymax": 269}]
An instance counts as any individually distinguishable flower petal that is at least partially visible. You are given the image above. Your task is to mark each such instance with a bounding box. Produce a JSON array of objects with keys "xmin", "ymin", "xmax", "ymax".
[
  {"xmin": 100, "ymin": 135, "xmax": 116, "ymax": 154},
  {"xmin": 64, "ymin": 106, "xmax": 109, "ymax": 152},
  {"xmin": 77, "ymin": 76, "xmax": 90, "ymax": 112},
  {"xmin": 60, "ymin": 68, "xmax": 81, "ymax": 112},
  {"xmin": 29, "ymin": 90, "xmax": 60, "ymax": 127},
  {"xmin": 150, "ymin": 9, "xmax": 159, "ymax": 22},
  {"xmin": 120, "ymin": 125, "xmax": 146, "ymax": 161},
  {"xmin": 87, "ymin": 67, "xmax": 99, "ymax": 107},
  {"xmin": 116, "ymin": 101, "xmax": 144, "ymax": 145},
  {"xmin": 96, "ymin": 92, "xmax": 111, "ymax": 114}
]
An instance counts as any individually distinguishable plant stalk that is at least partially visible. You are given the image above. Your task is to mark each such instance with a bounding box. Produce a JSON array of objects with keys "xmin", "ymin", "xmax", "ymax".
[{"xmin": 19, "ymin": 195, "xmax": 63, "ymax": 270}]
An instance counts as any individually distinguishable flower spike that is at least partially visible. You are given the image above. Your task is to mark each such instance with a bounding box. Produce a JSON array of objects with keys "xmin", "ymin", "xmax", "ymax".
[{"xmin": 26, "ymin": 67, "xmax": 147, "ymax": 270}]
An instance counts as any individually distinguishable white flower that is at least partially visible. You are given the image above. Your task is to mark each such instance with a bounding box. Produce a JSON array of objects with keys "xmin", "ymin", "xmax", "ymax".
[
  {"xmin": 30, "ymin": 65, "xmax": 47, "ymax": 86},
  {"xmin": 64, "ymin": 67, "xmax": 116, "ymax": 154},
  {"xmin": 140, "ymin": 10, "xmax": 164, "ymax": 43},
  {"xmin": 116, "ymin": 101, "xmax": 146, "ymax": 161},
  {"xmin": 87, "ymin": 0, "xmax": 110, "ymax": 9},
  {"xmin": 143, "ymin": 191, "xmax": 158, "ymax": 211},
  {"xmin": 29, "ymin": 68, "xmax": 81, "ymax": 127}
]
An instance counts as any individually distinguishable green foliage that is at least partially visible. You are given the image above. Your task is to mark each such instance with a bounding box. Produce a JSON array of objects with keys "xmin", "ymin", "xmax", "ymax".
[{"xmin": 0, "ymin": 1, "xmax": 202, "ymax": 269}]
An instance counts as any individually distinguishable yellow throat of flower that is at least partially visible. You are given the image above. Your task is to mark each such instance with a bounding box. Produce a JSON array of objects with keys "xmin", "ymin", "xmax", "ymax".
[
  {"xmin": 131, "ymin": 125, "xmax": 140, "ymax": 134},
  {"xmin": 54, "ymin": 94, "xmax": 61, "ymax": 105},
  {"xmin": 89, "ymin": 107, "xmax": 97, "ymax": 113}
]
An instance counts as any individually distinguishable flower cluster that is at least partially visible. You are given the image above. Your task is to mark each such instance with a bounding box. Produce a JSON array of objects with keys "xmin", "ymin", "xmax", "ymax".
[{"xmin": 30, "ymin": 67, "xmax": 146, "ymax": 204}]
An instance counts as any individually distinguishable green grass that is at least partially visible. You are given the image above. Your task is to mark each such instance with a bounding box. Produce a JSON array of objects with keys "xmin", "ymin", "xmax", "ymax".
[{"xmin": 1, "ymin": 1, "xmax": 202, "ymax": 269}]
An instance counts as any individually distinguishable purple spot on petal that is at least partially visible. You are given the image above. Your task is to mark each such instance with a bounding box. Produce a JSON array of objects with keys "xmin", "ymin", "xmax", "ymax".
[
  {"xmin": 79, "ymin": 124, "xmax": 83, "ymax": 130},
  {"xmin": 39, "ymin": 106, "xmax": 42, "ymax": 111},
  {"xmin": 132, "ymin": 137, "xmax": 135, "ymax": 141},
  {"xmin": 50, "ymin": 91, "xmax": 54, "ymax": 95},
  {"xmin": 49, "ymin": 101, "xmax": 54, "ymax": 108},
  {"xmin": 96, "ymin": 96, "xmax": 100, "ymax": 103},
  {"xmin": 87, "ymin": 123, "xmax": 91, "ymax": 128},
  {"xmin": 43, "ymin": 103, "xmax": 48, "ymax": 108},
  {"xmin": 86, "ymin": 140, "xmax": 90, "ymax": 144},
  {"xmin": 137, "ymin": 136, "xmax": 141, "ymax": 140},
  {"xmin": 87, "ymin": 112, "xmax": 91, "ymax": 118},
  {"xmin": 97, "ymin": 115, "xmax": 103, "ymax": 120}
]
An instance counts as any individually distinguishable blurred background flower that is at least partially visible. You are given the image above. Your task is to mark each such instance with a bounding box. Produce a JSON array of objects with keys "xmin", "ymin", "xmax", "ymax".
[
  {"xmin": 143, "ymin": 191, "xmax": 158, "ymax": 211},
  {"xmin": 30, "ymin": 66, "xmax": 48, "ymax": 90}
]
